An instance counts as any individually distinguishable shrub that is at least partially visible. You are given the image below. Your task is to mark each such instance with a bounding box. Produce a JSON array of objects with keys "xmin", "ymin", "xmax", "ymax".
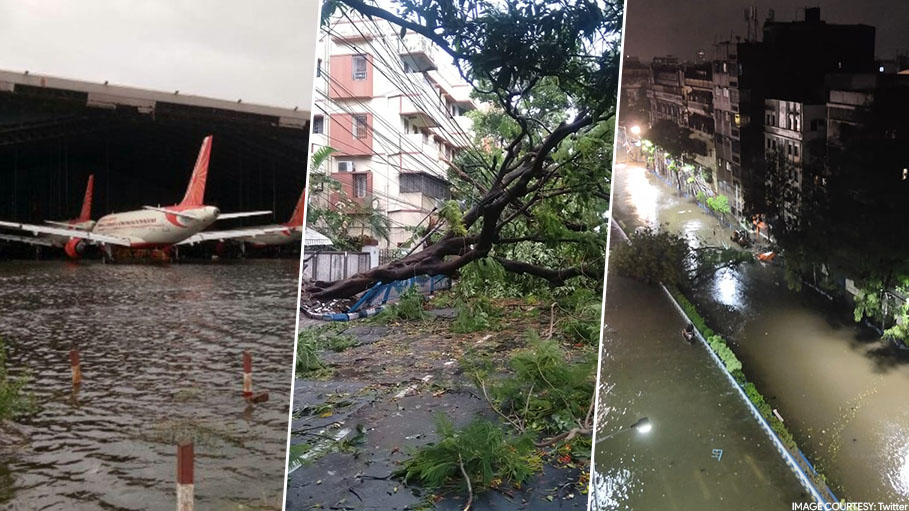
[
  {"xmin": 480, "ymin": 335, "xmax": 595, "ymax": 435},
  {"xmin": 0, "ymin": 337, "xmax": 37, "ymax": 421},
  {"xmin": 398, "ymin": 414, "xmax": 538, "ymax": 491},
  {"xmin": 375, "ymin": 285, "xmax": 427, "ymax": 323},
  {"xmin": 707, "ymin": 335, "xmax": 742, "ymax": 373},
  {"xmin": 557, "ymin": 288, "xmax": 603, "ymax": 345},
  {"xmin": 451, "ymin": 297, "xmax": 501, "ymax": 333},
  {"xmin": 296, "ymin": 330, "xmax": 325, "ymax": 375}
]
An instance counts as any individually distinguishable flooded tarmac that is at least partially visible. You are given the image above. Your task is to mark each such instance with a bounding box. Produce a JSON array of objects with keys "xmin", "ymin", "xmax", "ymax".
[
  {"xmin": 0, "ymin": 260, "xmax": 298, "ymax": 510},
  {"xmin": 612, "ymin": 160, "xmax": 909, "ymax": 501}
]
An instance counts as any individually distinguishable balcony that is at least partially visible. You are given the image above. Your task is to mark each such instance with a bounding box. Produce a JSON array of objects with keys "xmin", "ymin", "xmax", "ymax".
[
  {"xmin": 330, "ymin": 20, "xmax": 373, "ymax": 41},
  {"xmin": 398, "ymin": 34, "xmax": 438, "ymax": 72},
  {"xmin": 400, "ymin": 96, "xmax": 443, "ymax": 128}
]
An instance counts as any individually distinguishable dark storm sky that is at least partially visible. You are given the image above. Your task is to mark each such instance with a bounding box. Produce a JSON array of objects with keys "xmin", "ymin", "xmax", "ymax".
[{"xmin": 623, "ymin": 0, "xmax": 909, "ymax": 61}]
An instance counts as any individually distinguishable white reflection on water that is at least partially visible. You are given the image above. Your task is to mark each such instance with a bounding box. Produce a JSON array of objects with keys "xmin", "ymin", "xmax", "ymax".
[
  {"xmin": 590, "ymin": 465, "xmax": 638, "ymax": 511},
  {"xmin": 619, "ymin": 164, "xmax": 659, "ymax": 228},
  {"xmin": 711, "ymin": 268, "xmax": 744, "ymax": 310},
  {"xmin": 885, "ymin": 424, "xmax": 909, "ymax": 498}
]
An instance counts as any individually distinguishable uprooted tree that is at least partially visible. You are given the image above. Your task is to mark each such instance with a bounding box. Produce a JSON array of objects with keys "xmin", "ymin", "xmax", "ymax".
[{"xmin": 307, "ymin": 0, "xmax": 623, "ymax": 300}]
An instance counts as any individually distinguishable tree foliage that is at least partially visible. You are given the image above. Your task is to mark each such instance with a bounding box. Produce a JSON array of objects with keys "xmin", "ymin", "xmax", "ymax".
[
  {"xmin": 611, "ymin": 227, "xmax": 752, "ymax": 289},
  {"xmin": 306, "ymin": 146, "xmax": 391, "ymax": 250},
  {"xmin": 307, "ymin": 0, "xmax": 622, "ymax": 299}
]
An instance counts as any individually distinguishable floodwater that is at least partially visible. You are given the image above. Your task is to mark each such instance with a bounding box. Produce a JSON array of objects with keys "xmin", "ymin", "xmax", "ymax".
[
  {"xmin": 591, "ymin": 243, "xmax": 808, "ymax": 509},
  {"xmin": 0, "ymin": 260, "xmax": 298, "ymax": 510},
  {"xmin": 611, "ymin": 160, "xmax": 909, "ymax": 501}
]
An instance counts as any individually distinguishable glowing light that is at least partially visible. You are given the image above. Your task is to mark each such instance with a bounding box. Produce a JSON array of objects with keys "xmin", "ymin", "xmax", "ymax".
[
  {"xmin": 630, "ymin": 125, "xmax": 641, "ymax": 135},
  {"xmin": 632, "ymin": 417, "xmax": 652, "ymax": 434}
]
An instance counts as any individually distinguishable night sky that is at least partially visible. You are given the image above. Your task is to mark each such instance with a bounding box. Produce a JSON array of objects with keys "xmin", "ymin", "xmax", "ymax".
[{"xmin": 624, "ymin": 0, "xmax": 909, "ymax": 61}]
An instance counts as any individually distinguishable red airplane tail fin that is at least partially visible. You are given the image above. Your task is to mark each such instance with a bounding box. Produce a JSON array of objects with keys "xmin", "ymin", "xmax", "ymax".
[
  {"xmin": 286, "ymin": 188, "xmax": 307, "ymax": 226},
  {"xmin": 179, "ymin": 135, "xmax": 213, "ymax": 207},
  {"xmin": 78, "ymin": 174, "xmax": 94, "ymax": 221}
]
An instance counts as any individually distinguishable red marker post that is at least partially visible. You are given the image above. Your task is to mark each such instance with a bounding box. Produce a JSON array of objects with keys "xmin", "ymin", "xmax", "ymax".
[
  {"xmin": 69, "ymin": 349, "xmax": 82, "ymax": 386},
  {"xmin": 242, "ymin": 351, "xmax": 253, "ymax": 399},
  {"xmin": 242, "ymin": 351, "xmax": 269, "ymax": 403},
  {"xmin": 176, "ymin": 442, "xmax": 194, "ymax": 511}
]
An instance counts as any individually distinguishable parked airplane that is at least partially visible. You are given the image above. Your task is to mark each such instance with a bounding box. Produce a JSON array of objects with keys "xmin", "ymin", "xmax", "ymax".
[
  {"xmin": 0, "ymin": 135, "xmax": 271, "ymax": 260},
  {"xmin": 0, "ymin": 174, "xmax": 95, "ymax": 256},
  {"xmin": 177, "ymin": 187, "xmax": 307, "ymax": 247}
]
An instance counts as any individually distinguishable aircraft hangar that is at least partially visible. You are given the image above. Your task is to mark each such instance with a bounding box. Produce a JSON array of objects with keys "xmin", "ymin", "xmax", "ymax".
[{"xmin": 0, "ymin": 69, "xmax": 310, "ymax": 258}]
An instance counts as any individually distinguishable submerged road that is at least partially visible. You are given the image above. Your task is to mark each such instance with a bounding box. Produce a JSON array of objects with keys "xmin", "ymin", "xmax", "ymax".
[
  {"xmin": 0, "ymin": 260, "xmax": 298, "ymax": 510},
  {"xmin": 610, "ymin": 160, "xmax": 909, "ymax": 502},
  {"xmin": 591, "ymin": 227, "xmax": 808, "ymax": 510}
]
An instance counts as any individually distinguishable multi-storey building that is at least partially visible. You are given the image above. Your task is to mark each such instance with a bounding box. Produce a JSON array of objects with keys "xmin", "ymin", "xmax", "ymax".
[
  {"xmin": 647, "ymin": 56, "xmax": 685, "ymax": 127},
  {"xmin": 683, "ymin": 63, "xmax": 715, "ymax": 187},
  {"xmin": 710, "ymin": 7, "xmax": 875, "ymax": 221},
  {"xmin": 619, "ymin": 56, "xmax": 650, "ymax": 126},
  {"xmin": 311, "ymin": 13, "xmax": 477, "ymax": 248},
  {"xmin": 712, "ymin": 40, "xmax": 767, "ymax": 216},
  {"xmin": 826, "ymin": 73, "xmax": 909, "ymax": 173},
  {"xmin": 763, "ymin": 98, "xmax": 826, "ymax": 221}
]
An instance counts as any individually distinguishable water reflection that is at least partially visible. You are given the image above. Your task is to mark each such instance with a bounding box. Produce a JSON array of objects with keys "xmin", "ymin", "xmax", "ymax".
[
  {"xmin": 884, "ymin": 421, "xmax": 909, "ymax": 498},
  {"xmin": 614, "ymin": 160, "xmax": 909, "ymax": 501},
  {"xmin": 618, "ymin": 163, "xmax": 659, "ymax": 228},
  {"xmin": 593, "ymin": 270, "xmax": 805, "ymax": 510},
  {"xmin": 590, "ymin": 466, "xmax": 636, "ymax": 511},
  {"xmin": 0, "ymin": 260, "xmax": 297, "ymax": 510},
  {"xmin": 711, "ymin": 268, "xmax": 745, "ymax": 311}
]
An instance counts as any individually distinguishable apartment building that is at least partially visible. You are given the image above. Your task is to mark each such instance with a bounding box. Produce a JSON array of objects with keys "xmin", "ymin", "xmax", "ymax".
[
  {"xmin": 763, "ymin": 98, "xmax": 826, "ymax": 222},
  {"xmin": 311, "ymin": 13, "xmax": 477, "ymax": 248}
]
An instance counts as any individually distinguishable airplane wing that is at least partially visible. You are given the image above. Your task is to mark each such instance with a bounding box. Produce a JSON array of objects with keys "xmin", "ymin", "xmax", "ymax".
[
  {"xmin": 176, "ymin": 226, "xmax": 291, "ymax": 245},
  {"xmin": 0, "ymin": 232, "xmax": 57, "ymax": 247},
  {"xmin": 44, "ymin": 220, "xmax": 91, "ymax": 230},
  {"xmin": 216, "ymin": 211, "xmax": 272, "ymax": 220},
  {"xmin": 0, "ymin": 221, "xmax": 132, "ymax": 246}
]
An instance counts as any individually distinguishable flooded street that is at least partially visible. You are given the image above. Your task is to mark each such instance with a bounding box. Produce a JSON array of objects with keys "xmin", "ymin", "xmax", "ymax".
[
  {"xmin": 592, "ymin": 237, "xmax": 808, "ymax": 510},
  {"xmin": 611, "ymin": 160, "xmax": 909, "ymax": 501},
  {"xmin": 0, "ymin": 260, "xmax": 298, "ymax": 510}
]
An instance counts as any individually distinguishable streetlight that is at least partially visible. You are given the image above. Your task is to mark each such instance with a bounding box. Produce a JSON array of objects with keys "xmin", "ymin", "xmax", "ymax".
[{"xmin": 595, "ymin": 416, "xmax": 652, "ymax": 444}]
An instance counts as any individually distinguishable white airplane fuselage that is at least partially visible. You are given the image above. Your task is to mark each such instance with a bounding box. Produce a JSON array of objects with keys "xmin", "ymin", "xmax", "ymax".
[
  {"xmin": 93, "ymin": 206, "xmax": 220, "ymax": 248},
  {"xmin": 240, "ymin": 224, "xmax": 302, "ymax": 247}
]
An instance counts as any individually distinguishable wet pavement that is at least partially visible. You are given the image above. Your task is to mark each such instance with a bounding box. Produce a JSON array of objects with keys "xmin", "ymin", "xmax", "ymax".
[
  {"xmin": 611, "ymin": 159, "xmax": 909, "ymax": 502},
  {"xmin": 288, "ymin": 308, "xmax": 590, "ymax": 510},
  {"xmin": 0, "ymin": 260, "xmax": 298, "ymax": 510}
]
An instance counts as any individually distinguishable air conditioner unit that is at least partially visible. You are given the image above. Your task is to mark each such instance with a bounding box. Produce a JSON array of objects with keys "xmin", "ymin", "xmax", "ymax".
[{"xmin": 337, "ymin": 161, "xmax": 355, "ymax": 172}]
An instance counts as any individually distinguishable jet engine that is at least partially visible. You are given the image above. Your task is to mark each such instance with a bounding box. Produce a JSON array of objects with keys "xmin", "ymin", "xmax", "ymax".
[{"xmin": 64, "ymin": 238, "xmax": 86, "ymax": 259}]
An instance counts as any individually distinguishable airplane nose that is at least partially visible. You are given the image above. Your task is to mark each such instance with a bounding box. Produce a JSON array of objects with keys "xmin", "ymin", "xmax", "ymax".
[{"xmin": 212, "ymin": 207, "xmax": 221, "ymax": 218}]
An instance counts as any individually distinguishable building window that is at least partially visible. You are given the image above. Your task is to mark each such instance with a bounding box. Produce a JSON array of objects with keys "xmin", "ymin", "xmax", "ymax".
[
  {"xmin": 352, "ymin": 55, "xmax": 368, "ymax": 81},
  {"xmin": 353, "ymin": 174, "xmax": 367, "ymax": 198},
  {"xmin": 316, "ymin": 58, "xmax": 322, "ymax": 78},
  {"xmin": 794, "ymin": 145, "xmax": 800, "ymax": 157},
  {"xmin": 352, "ymin": 114, "xmax": 368, "ymax": 139},
  {"xmin": 313, "ymin": 115, "xmax": 324, "ymax": 134}
]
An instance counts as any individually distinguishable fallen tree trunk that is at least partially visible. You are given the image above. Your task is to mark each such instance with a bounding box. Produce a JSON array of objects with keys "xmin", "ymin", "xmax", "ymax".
[{"xmin": 304, "ymin": 116, "xmax": 599, "ymax": 301}]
